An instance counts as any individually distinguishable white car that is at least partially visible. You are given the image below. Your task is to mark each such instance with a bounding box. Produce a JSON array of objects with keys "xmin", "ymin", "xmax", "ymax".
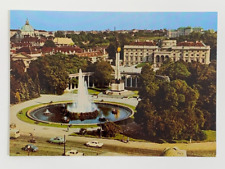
[
  {"xmin": 85, "ymin": 141, "xmax": 103, "ymax": 148},
  {"xmin": 65, "ymin": 150, "xmax": 84, "ymax": 156}
]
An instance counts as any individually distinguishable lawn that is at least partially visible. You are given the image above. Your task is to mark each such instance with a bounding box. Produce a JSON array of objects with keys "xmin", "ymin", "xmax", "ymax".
[
  {"xmin": 72, "ymin": 88, "xmax": 101, "ymax": 95},
  {"xmin": 135, "ymin": 62, "xmax": 148, "ymax": 68},
  {"xmin": 139, "ymin": 36, "xmax": 167, "ymax": 41},
  {"xmin": 70, "ymin": 132, "xmax": 146, "ymax": 142},
  {"xmin": 203, "ymin": 130, "xmax": 216, "ymax": 142}
]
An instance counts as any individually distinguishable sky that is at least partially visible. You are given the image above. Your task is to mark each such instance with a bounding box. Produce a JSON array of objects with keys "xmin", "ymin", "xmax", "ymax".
[{"xmin": 10, "ymin": 11, "xmax": 217, "ymax": 31}]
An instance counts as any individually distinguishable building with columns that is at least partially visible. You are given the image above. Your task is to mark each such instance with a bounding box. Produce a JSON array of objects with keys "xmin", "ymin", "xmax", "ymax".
[{"xmin": 123, "ymin": 40, "xmax": 210, "ymax": 68}]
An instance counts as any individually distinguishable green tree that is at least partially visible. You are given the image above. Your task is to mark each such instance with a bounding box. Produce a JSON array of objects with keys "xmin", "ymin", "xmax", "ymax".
[
  {"xmin": 157, "ymin": 60, "xmax": 191, "ymax": 81},
  {"xmin": 43, "ymin": 40, "xmax": 56, "ymax": 47},
  {"xmin": 135, "ymin": 63, "xmax": 204, "ymax": 141},
  {"xmin": 54, "ymin": 31, "xmax": 65, "ymax": 37},
  {"xmin": 92, "ymin": 60, "xmax": 113, "ymax": 88},
  {"xmin": 10, "ymin": 60, "xmax": 40, "ymax": 104}
]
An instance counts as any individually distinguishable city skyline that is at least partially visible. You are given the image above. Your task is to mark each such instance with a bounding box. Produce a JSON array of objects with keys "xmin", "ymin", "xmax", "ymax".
[{"xmin": 10, "ymin": 11, "xmax": 217, "ymax": 31}]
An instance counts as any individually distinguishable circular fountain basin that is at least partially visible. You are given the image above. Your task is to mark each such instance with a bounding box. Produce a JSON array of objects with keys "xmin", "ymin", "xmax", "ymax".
[{"xmin": 27, "ymin": 102, "xmax": 133, "ymax": 125}]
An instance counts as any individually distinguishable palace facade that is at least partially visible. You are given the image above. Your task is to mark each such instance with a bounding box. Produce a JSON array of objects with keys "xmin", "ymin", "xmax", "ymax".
[{"xmin": 123, "ymin": 40, "xmax": 210, "ymax": 68}]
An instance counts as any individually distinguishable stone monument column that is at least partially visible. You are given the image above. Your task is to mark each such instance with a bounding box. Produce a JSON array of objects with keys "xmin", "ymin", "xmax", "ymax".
[{"xmin": 115, "ymin": 47, "xmax": 121, "ymax": 80}]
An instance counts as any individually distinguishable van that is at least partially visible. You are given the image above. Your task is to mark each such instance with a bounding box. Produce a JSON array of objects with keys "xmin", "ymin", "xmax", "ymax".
[{"xmin": 10, "ymin": 129, "xmax": 20, "ymax": 139}]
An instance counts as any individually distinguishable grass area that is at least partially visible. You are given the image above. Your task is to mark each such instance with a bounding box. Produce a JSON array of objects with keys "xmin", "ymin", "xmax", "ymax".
[
  {"xmin": 135, "ymin": 62, "xmax": 148, "ymax": 68},
  {"xmin": 88, "ymin": 88, "xmax": 101, "ymax": 95},
  {"xmin": 139, "ymin": 36, "xmax": 167, "ymax": 41},
  {"xmin": 132, "ymin": 90, "xmax": 139, "ymax": 98},
  {"xmin": 203, "ymin": 130, "xmax": 216, "ymax": 142},
  {"xmin": 72, "ymin": 88, "xmax": 101, "ymax": 95},
  {"xmin": 70, "ymin": 133, "xmax": 146, "ymax": 142}
]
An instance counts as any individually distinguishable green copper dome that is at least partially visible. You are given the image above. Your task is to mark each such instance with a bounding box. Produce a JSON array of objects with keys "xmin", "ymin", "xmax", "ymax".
[{"xmin": 21, "ymin": 19, "xmax": 34, "ymax": 33}]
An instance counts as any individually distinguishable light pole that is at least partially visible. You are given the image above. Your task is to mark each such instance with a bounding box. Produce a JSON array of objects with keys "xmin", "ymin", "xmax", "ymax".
[{"xmin": 63, "ymin": 135, "xmax": 66, "ymax": 156}]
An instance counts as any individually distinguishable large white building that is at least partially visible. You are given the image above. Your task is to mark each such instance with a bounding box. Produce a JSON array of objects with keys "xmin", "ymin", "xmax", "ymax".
[
  {"xmin": 123, "ymin": 40, "xmax": 210, "ymax": 68},
  {"xmin": 167, "ymin": 27, "xmax": 204, "ymax": 38}
]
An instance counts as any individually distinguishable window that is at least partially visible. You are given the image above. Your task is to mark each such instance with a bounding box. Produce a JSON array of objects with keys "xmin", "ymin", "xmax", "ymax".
[
  {"xmin": 140, "ymin": 53, "xmax": 142, "ymax": 55},
  {"xmin": 186, "ymin": 54, "xmax": 188, "ymax": 56},
  {"xmin": 202, "ymin": 59, "xmax": 205, "ymax": 63}
]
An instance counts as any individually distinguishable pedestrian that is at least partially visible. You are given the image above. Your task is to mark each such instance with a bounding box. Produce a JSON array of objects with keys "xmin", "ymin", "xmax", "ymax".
[{"xmin": 67, "ymin": 126, "xmax": 69, "ymax": 132}]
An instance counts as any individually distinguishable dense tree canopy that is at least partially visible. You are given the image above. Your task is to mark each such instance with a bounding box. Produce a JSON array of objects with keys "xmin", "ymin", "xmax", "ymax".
[
  {"xmin": 157, "ymin": 60, "xmax": 191, "ymax": 81},
  {"xmin": 10, "ymin": 59, "xmax": 40, "ymax": 104},
  {"xmin": 28, "ymin": 54, "xmax": 88, "ymax": 94},
  {"xmin": 43, "ymin": 40, "xmax": 56, "ymax": 47},
  {"xmin": 135, "ymin": 61, "xmax": 216, "ymax": 141},
  {"xmin": 90, "ymin": 60, "xmax": 114, "ymax": 88}
]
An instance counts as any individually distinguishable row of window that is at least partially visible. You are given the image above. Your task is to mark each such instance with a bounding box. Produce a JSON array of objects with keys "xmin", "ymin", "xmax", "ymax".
[
  {"xmin": 124, "ymin": 49, "xmax": 155, "ymax": 52},
  {"xmin": 125, "ymin": 56, "xmax": 143, "ymax": 61}
]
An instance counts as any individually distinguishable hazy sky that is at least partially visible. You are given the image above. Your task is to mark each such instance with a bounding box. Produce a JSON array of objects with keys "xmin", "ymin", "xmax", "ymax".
[{"xmin": 10, "ymin": 11, "xmax": 217, "ymax": 31}]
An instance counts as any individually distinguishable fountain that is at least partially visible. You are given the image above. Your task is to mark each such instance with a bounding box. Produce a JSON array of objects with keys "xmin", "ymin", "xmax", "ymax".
[
  {"xmin": 27, "ymin": 70, "xmax": 133, "ymax": 125},
  {"xmin": 67, "ymin": 69, "xmax": 98, "ymax": 120},
  {"xmin": 44, "ymin": 109, "xmax": 51, "ymax": 115}
]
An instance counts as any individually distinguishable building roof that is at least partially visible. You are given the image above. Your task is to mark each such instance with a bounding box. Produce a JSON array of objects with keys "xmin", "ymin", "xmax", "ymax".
[
  {"xmin": 16, "ymin": 46, "xmax": 41, "ymax": 54},
  {"xmin": 177, "ymin": 41, "xmax": 205, "ymax": 47},
  {"xmin": 41, "ymin": 46, "xmax": 83, "ymax": 54},
  {"xmin": 128, "ymin": 41, "xmax": 156, "ymax": 46},
  {"xmin": 21, "ymin": 19, "xmax": 34, "ymax": 33},
  {"xmin": 76, "ymin": 51, "xmax": 103, "ymax": 58},
  {"xmin": 53, "ymin": 37, "xmax": 74, "ymax": 45},
  {"xmin": 12, "ymin": 52, "xmax": 32, "ymax": 59}
]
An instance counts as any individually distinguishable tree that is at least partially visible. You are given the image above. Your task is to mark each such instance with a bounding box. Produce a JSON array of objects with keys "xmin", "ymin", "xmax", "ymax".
[
  {"xmin": 92, "ymin": 60, "xmax": 114, "ymax": 88},
  {"xmin": 54, "ymin": 31, "xmax": 65, "ymax": 37},
  {"xmin": 43, "ymin": 40, "xmax": 56, "ymax": 47},
  {"xmin": 157, "ymin": 60, "xmax": 191, "ymax": 81},
  {"xmin": 10, "ymin": 60, "xmax": 40, "ymax": 104},
  {"xmin": 101, "ymin": 122, "xmax": 122, "ymax": 137},
  {"xmin": 134, "ymin": 62, "xmax": 205, "ymax": 141}
]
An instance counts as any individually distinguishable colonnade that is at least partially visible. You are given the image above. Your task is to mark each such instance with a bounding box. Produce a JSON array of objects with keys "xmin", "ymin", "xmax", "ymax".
[
  {"xmin": 123, "ymin": 75, "xmax": 139, "ymax": 88},
  {"xmin": 67, "ymin": 72, "xmax": 94, "ymax": 90},
  {"xmin": 66, "ymin": 72, "xmax": 140, "ymax": 90}
]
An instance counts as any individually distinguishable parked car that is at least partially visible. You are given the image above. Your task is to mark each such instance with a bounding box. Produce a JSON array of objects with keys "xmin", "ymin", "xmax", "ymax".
[
  {"xmin": 85, "ymin": 141, "xmax": 103, "ymax": 148},
  {"xmin": 10, "ymin": 129, "xmax": 20, "ymax": 139},
  {"xmin": 48, "ymin": 136, "xmax": 65, "ymax": 144},
  {"xmin": 22, "ymin": 144, "xmax": 38, "ymax": 152},
  {"xmin": 65, "ymin": 150, "xmax": 84, "ymax": 156}
]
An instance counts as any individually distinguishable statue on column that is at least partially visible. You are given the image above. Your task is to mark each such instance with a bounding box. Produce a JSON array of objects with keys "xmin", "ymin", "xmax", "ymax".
[{"xmin": 110, "ymin": 47, "xmax": 125, "ymax": 92}]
